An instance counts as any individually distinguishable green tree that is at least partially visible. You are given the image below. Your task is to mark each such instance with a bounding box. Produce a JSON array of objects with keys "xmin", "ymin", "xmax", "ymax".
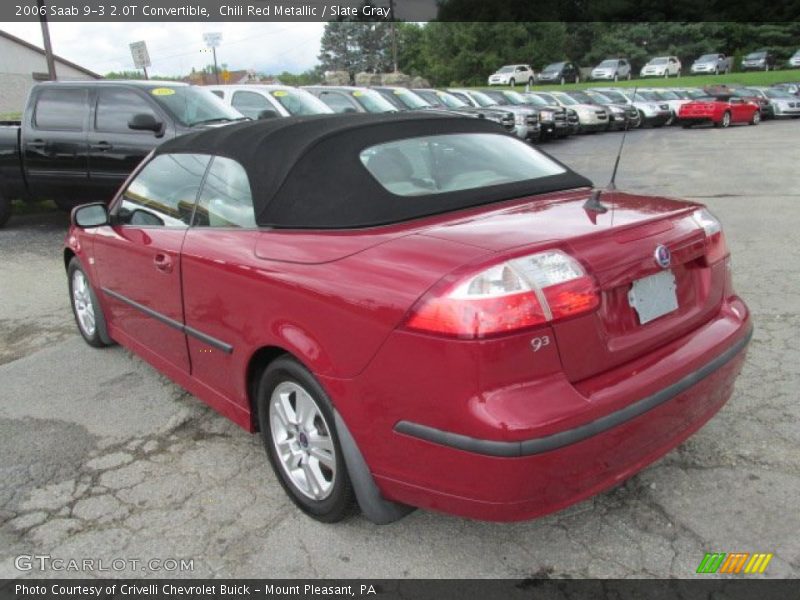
[{"xmin": 318, "ymin": 1, "xmax": 392, "ymax": 78}]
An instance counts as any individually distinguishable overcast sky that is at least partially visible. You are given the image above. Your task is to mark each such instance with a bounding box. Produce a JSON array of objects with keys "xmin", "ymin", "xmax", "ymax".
[{"xmin": 0, "ymin": 22, "xmax": 326, "ymax": 76}]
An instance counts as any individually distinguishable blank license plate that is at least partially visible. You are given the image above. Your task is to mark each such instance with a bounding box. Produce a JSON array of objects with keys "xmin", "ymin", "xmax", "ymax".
[{"xmin": 628, "ymin": 270, "xmax": 678, "ymax": 325}]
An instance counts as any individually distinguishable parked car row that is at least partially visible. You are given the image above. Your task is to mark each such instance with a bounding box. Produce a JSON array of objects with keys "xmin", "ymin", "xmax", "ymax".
[
  {"xmin": 2, "ymin": 78, "xmax": 798, "ymax": 227},
  {"xmin": 487, "ymin": 49, "xmax": 800, "ymax": 86}
]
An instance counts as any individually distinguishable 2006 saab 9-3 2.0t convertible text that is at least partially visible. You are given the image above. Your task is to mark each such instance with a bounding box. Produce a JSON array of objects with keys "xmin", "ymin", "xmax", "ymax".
[{"xmin": 64, "ymin": 113, "xmax": 751, "ymax": 523}]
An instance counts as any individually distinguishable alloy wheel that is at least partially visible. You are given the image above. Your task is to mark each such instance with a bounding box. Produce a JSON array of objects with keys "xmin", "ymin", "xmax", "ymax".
[
  {"xmin": 269, "ymin": 381, "xmax": 337, "ymax": 501},
  {"xmin": 71, "ymin": 270, "xmax": 96, "ymax": 337}
]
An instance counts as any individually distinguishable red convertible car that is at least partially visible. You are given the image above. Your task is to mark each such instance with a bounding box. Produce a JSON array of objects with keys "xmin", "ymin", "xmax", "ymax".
[
  {"xmin": 678, "ymin": 94, "xmax": 761, "ymax": 127},
  {"xmin": 65, "ymin": 113, "xmax": 751, "ymax": 523}
]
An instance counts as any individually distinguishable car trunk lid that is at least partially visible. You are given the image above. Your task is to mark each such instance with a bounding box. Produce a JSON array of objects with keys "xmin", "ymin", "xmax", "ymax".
[{"xmin": 420, "ymin": 190, "xmax": 724, "ymax": 381}]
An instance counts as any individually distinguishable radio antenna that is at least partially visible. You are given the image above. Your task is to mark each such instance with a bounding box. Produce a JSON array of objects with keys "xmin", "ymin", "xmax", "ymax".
[{"xmin": 584, "ymin": 85, "xmax": 638, "ymax": 213}]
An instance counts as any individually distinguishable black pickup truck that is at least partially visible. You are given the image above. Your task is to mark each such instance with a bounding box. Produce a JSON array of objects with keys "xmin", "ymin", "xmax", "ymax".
[{"xmin": 0, "ymin": 80, "xmax": 246, "ymax": 227}]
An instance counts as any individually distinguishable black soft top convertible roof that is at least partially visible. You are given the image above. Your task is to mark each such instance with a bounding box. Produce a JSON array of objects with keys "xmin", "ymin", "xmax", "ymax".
[{"xmin": 155, "ymin": 112, "xmax": 592, "ymax": 229}]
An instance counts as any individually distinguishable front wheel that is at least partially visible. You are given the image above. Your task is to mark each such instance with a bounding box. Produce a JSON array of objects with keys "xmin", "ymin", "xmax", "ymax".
[
  {"xmin": 718, "ymin": 111, "xmax": 731, "ymax": 128},
  {"xmin": 0, "ymin": 191, "xmax": 10, "ymax": 228},
  {"xmin": 68, "ymin": 258, "xmax": 113, "ymax": 348},
  {"xmin": 258, "ymin": 357, "xmax": 356, "ymax": 523},
  {"xmin": 750, "ymin": 110, "xmax": 761, "ymax": 125}
]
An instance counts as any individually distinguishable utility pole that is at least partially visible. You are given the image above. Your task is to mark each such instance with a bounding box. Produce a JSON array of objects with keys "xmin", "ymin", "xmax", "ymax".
[
  {"xmin": 212, "ymin": 46, "xmax": 220, "ymax": 84},
  {"xmin": 389, "ymin": 0, "xmax": 397, "ymax": 72},
  {"xmin": 36, "ymin": 0, "xmax": 57, "ymax": 80},
  {"xmin": 203, "ymin": 33, "xmax": 222, "ymax": 85}
]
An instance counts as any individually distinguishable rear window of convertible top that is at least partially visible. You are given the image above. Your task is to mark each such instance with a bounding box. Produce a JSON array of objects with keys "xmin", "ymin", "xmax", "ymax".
[{"xmin": 359, "ymin": 133, "xmax": 566, "ymax": 197}]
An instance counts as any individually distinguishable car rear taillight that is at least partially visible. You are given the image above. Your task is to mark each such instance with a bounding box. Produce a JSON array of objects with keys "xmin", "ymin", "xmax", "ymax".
[
  {"xmin": 405, "ymin": 250, "xmax": 599, "ymax": 339},
  {"xmin": 692, "ymin": 208, "xmax": 728, "ymax": 264}
]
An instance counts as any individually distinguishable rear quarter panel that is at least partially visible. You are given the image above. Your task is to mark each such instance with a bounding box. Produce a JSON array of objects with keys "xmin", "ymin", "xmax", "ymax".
[{"xmin": 179, "ymin": 230, "xmax": 489, "ymax": 415}]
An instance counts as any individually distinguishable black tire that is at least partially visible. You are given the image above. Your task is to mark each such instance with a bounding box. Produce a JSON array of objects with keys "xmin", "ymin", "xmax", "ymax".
[
  {"xmin": 0, "ymin": 191, "xmax": 10, "ymax": 228},
  {"xmin": 637, "ymin": 110, "xmax": 646, "ymax": 128},
  {"xmin": 720, "ymin": 111, "xmax": 731, "ymax": 128},
  {"xmin": 67, "ymin": 258, "xmax": 113, "ymax": 348},
  {"xmin": 257, "ymin": 356, "xmax": 356, "ymax": 523}
]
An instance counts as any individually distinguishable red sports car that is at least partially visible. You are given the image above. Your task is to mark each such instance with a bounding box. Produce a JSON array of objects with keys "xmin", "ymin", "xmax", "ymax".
[
  {"xmin": 678, "ymin": 94, "xmax": 761, "ymax": 128},
  {"xmin": 65, "ymin": 113, "xmax": 751, "ymax": 523}
]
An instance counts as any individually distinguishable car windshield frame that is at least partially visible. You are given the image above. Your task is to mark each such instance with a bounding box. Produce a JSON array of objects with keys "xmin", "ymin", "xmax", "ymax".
[
  {"xmin": 148, "ymin": 85, "xmax": 245, "ymax": 127},
  {"xmin": 655, "ymin": 90, "xmax": 680, "ymax": 100},
  {"xmin": 765, "ymin": 89, "xmax": 794, "ymax": 99},
  {"xmin": 435, "ymin": 91, "xmax": 469, "ymax": 109},
  {"xmin": 648, "ymin": 58, "xmax": 669, "ymax": 65},
  {"xmin": 497, "ymin": 66, "xmax": 514, "ymax": 73},
  {"xmin": 698, "ymin": 54, "xmax": 719, "ymax": 61},
  {"xmin": 385, "ymin": 89, "xmax": 431, "ymax": 110},
  {"xmin": 267, "ymin": 89, "xmax": 333, "ymax": 116},
  {"xmin": 532, "ymin": 92, "xmax": 558, "ymax": 104},
  {"xmin": 523, "ymin": 93, "xmax": 549, "ymax": 107},
  {"xmin": 566, "ymin": 91, "xmax": 594, "ymax": 104},
  {"xmin": 597, "ymin": 60, "xmax": 618, "ymax": 68},
  {"xmin": 746, "ymin": 52, "xmax": 766, "ymax": 59},
  {"xmin": 542, "ymin": 62, "xmax": 565, "ymax": 72},
  {"xmin": 348, "ymin": 89, "xmax": 398, "ymax": 113},
  {"xmin": 552, "ymin": 93, "xmax": 578, "ymax": 106},
  {"xmin": 585, "ymin": 91, "xmax": 612, "ymax": 104},
  {"xmin": 467, "ymin": 91, "xmax": 498, "ymax": 108},
  {"xmin": 594, "ymin": 90, "xmax": 627, "ymax": 103},
  {"xmin": 501, "ymin": 91, "xmax": 528, "ymax": 105}
]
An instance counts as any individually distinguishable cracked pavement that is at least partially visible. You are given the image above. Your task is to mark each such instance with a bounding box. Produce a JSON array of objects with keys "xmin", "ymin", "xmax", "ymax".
[{"xmin": 1, "ymin": 121, "xmax": 798, "ymax": 578}]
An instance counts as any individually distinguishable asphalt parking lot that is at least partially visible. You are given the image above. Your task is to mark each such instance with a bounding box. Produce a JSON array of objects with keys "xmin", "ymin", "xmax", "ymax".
[{"xmin": 1, "ymin": 120, "xmax": 798, "ymax": 579}]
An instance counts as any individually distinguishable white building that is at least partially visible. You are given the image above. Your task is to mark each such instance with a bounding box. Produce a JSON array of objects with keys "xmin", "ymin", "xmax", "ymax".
[{"xmin": 0, "ymin": 29, "xmax": 101, "ymax": 114}]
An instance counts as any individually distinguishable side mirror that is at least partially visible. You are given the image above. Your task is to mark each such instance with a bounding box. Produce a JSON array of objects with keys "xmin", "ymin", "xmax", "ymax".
[
  {"xmin": 128, "ymin": 113, "xmax": 164, "ymax": 134},
  {"xmin": 72, "ymin": 203, "xmax": 109, "ymax": 228},
  {"xmin": 257, "ymin": 109, "xmax": 279, "ymax": 120}
]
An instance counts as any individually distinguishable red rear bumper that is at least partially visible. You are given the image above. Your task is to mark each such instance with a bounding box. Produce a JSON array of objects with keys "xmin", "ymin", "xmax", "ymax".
[{"xmin": 327, "ymin": 296, "xmax": 751, "ymax": 521}]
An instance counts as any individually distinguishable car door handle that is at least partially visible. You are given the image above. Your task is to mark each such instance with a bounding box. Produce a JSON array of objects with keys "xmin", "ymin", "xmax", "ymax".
[
  {"xmin": 91, "ymin": 141, "xmax": 113, "ymax": 151},
  {"xmin": 153, "ymin": 253, "xmax": 173, "ymax": 273}
]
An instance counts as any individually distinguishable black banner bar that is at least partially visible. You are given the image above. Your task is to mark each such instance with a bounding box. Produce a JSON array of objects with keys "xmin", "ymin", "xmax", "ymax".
[
  {"xmin": 3, "ymin": 0, "xmax": 799, "ymax": 22},
  {"xmin": 2, "ymin": 579, "xmax": 800, "ymax": 600}
]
